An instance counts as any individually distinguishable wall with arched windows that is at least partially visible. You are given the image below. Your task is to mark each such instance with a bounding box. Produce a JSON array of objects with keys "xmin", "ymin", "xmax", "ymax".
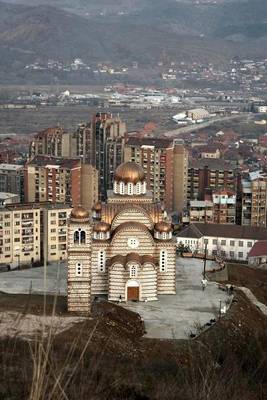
[
  {"xmin": 73, "ymin": 228, "xmax": 86, "ymax": 245},
  {"xmin": 113, "ymin": 180, "xmax": 146, "ymax": 196}
]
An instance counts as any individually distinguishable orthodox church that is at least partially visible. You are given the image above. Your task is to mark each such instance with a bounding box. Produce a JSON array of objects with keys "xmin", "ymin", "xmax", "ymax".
[{"xmin": 67, "ymin": 162, "xmax": 177, "ymax": 314}]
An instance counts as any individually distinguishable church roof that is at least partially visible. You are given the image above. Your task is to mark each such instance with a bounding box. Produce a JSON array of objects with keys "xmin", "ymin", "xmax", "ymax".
[
  {"xmin": 113, "ymin": 221, "xmax": 151, "ymax": 236},
  {"xmin": 101, "ymin": 202, "xmax": 163, "ymax": 225},
  {"xmin": 114, "ymin": 162, "xmax": 145, "ymax": 184},
  {"xmin": 70, "ymin": 206, "xmax": 89, "ymax": 220}
]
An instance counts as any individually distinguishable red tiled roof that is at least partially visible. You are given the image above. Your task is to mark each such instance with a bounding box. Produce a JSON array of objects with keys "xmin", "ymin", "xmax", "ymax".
[{"xmin": 248, "ymin": 240, "xmax": 267, "ymax": 257}]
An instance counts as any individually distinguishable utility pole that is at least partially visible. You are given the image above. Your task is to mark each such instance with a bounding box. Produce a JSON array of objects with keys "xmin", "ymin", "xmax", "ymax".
[{"xmin": 203, "ymin": 242, "xmax": 207, "ymax": 279}]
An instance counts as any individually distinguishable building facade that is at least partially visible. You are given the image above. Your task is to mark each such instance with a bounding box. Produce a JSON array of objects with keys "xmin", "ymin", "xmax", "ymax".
[
  {"xmin": 176, "ymin": 223, "xmax": 267, "ymax": 262},
  {"xmin": 187, "ymin": 159, "xmax": 238, "ymax": 201},
  {"xmin": 0, "ymin": 203, "xmax": 71, "ymax": 267},
  {"xmin": 241, "ymin": 171, "xmax": 267, "ymax": 227},
  {"xmin": 25, "ymin": 156, "xmax": 98, "ymax": 209},
  {"xmin": 124, "ymin": 137, "xmax": 188, "ymax": 213},
  {"xmin": 29, "ymin": 127, "xmax": 76, "ymax": 159},
  {"xmin": 0, "ymin": 164, "xmax": 24, "ymax": 201},
  {"xmin": 67, "ymin": 162, "xmax": 177, "ymax": 314}
]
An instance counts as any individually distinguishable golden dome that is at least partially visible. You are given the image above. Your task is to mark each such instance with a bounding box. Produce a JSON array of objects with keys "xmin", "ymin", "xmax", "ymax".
[
  {"xmin": 114, "ymin": 162, "xmax": 145, "ymax": 184},
  {"xmin": 154, "ymin": 221, "xmax": 173, "ymax": 233},
  {"xmin": 93, "ymin": 221, "xmax": 110, "ymax": 233},
  {"xmin": 92, "ymin": 202, "xmax": 102, "ymax": 212},
  {"xmin": 70, "ymin": 206, "xmax": 89, "ymax": 220}
]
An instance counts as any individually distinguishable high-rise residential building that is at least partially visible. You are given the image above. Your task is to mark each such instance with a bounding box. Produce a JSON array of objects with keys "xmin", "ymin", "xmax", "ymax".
[
  {"xmin": 0, "ymin": 203, "xmax": 71, "ymax": 267},
  {"xmin": 187, "ymin": 159, "xmax": 238, "ymax": 202},
  {"xmin": 24, "ymin": 156, "xmax": 98, "ymax": 209},
  {"xmin": 241, "ymin": 171, "xmax": 267, "ymax": 227},
  {"xmin": 89, "ymin": 113, "xmax": 127, "ymax": 200},
  {"xmin": 29, "ymin": 127, "xmax": 76, "ymax": 159},
  {"xmin": 124, "ymin": 137, "xmax": 188, "ymax": 213},
  {"xmin": 28, "ymin": 114, "xmax": 127, "ymax": 200},
  {"xmin": 0, "ymin": 164, "xmax": 24, "ymax": 201}
]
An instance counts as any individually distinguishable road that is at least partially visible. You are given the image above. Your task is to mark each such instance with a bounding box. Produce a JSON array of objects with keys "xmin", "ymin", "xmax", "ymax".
[{"xmin": 163, "ymin": 112, "xmax": 252, "ymax": 138}]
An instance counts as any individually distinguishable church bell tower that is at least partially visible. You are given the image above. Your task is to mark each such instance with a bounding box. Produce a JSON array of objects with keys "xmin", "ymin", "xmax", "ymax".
[{"xmin": 67, "ymin": 206, "xmax": 92, "ymax": 314}]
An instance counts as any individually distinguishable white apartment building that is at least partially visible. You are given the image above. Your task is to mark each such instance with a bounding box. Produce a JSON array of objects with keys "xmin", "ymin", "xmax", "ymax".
[
  {"xmin": 0, "ymin": 203, "xmax": 71, "ymax": 268},
  {"xmin": 176, "ymin": 223, "xmax": 267, "ymax": 262}
]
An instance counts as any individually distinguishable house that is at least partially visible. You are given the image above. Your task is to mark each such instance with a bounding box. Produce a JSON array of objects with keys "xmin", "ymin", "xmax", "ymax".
[
  {"xmin": 67, "ymin": 162, "xmax": 176, "ymax": 314},
  {"xmin": 248, "ymin": 240, "xmax": 267, "ymax": 265},
  {"xmin": 176, "ymin": 223, "xmax": 267, "ymax": 262}
]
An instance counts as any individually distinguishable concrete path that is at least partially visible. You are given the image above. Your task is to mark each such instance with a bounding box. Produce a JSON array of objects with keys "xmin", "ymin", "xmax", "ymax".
[
  {"xmin": 123, "ymin": 258, "xmax": 229, "ymax": 340},
  {"xmin": 0, "ymin": 263, "xmax": 67, "ymax": 295}
]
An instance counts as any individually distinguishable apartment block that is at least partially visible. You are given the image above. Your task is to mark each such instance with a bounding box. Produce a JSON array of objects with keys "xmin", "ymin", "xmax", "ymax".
[
  {"xmin": 212, "ymin": 189, "xmax": 236, "ymax": 224},
  {"xmin": 0, "ymin": 164, "xmax": 24, "ymax": 201},
  {"xmin": 186, "ymin": 200, "xmax": 214, "ymax": 223},
  {"xmin": 29, "ymin": 127, "xmax": 76, "ymax": 158},
  {"xmin": 241, "ymin": 171, "xmax": 267, "ymax": 227},
  {"xmin": 124, "ymin": 137, "xmax": 188, "ymax": 213},
  {"xmin": 25, "ymin": 156, "xmax": 98, "ymax": 209},
  {"xmin": 187, "ymin": 159, "xmax": 238, "ymax": 201},
  {"xmin": 90, "ymin": 113, "xmax": 127, "ymax": 200},
  {"xmin": 0, "ymin": 203, "xmax": 71, "ymax": 267}
]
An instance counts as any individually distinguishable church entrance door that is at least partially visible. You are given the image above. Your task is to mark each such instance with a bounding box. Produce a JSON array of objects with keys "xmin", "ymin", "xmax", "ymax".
[{"xmin": 127, "ymin": 286, "xmax": 139, "ymax": 301}]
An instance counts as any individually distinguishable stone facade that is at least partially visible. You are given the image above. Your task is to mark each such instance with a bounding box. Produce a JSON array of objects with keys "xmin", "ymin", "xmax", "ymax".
[{"xmin": 67, "ymin": 162, "xmax": 177, "ymax": 314}]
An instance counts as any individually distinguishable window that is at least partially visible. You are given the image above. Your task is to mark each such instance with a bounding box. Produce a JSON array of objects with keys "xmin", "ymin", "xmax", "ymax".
[
  {"xmin": 98, "ymin": 250, "xmax": 106, "ymax": 273},
  {"xmin": 128, "ymin": 183, "xmax": 133, "ymax": 195},
  {"xmin": 221, "ymin": 240, "xmax": 226, "ymax": 246},
  {"xmin": 229, "ymin": 251, "xmax": 235, "ymax": 259},
  {"xmin": 14, "ymin": 238, "xmax": 20, "ymax": 242},
  {"xmin": 221, "ymin": 251, "xmax": 226, "ymax": 257},
  {"xmin": 238, "ymin": 252, "xmax": 243, "ymax": 259},
  {"xmin": 212, "ymin": 250, "xmax": 217, "ymax": 255},
  {"xmin": 247, "ymin": 242, "xmax": 252, "ymax": 248},
  {"xmin": 238, "ymin": 241, "xmax": 243, "ymax": 247},
  {"xmin": 212, "ymin": 239, "xmax": 217, "ymax": 245},
  {"xmin": 130, "ymin": 264, "xmax": 138, "ymax": 278},
  {"xmin": 74, "ymin": 229, "xmax": 86, "ymax": 245},
  {"xmin": 230, "ymin": 240, "xmax": 235, "ymax": 246},
  {"xmin": 160, "ymin": 249, "xmax": 167, "ymax": 272},
  {"xmin": 204, "ymin": 239, "xmax": 209, "ymax": 245},
  {"xmin": 128, "ymin": 238, "xmax": 139, "ymax": 249},
  {"xmin": 75, "ymin": 262, "xmax": 83, "ymax": 276}
]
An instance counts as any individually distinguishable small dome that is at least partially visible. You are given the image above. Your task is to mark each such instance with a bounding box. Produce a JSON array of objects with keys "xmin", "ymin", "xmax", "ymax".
[
  {"xmin": 115, "ymin": 162, "xmax": 145, "ymax": 184},
  {"xmin": 92, "ymin": 202, "xmax": 102, "ymax": 212},
  {"xmin": 70, "ymin": 206, "xmax": 89, "ymax": 220},
  {"xmin": 154, "ymin": 221, "xmax": 173, "ymax": 233},
  {"xmin": 93, "ymin": 221, "xmax": 110, "ymax": 233}
]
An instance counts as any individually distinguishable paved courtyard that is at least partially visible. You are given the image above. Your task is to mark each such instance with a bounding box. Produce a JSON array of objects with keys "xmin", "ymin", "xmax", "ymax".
[
  {"xmin": 0, "ymin": 258, "xmax": 229, "ymax": 340},
  {"xmin": 0, "ymin": 263, "xmax": 67, "ymax": 295},
  {"xmin": 123, "ymin": 257, "xmax": 229, "ymax": 339}
]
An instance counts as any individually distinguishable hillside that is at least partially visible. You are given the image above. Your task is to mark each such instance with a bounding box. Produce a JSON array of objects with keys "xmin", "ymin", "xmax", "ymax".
[{"xmin": 0, "ymin": 0, "xmax": 266, "ymax": 83}]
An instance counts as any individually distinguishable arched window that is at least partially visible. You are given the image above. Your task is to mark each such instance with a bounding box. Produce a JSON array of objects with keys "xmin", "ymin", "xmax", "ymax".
[
  {"xmin": 136, "ymin": 182, "xmax": 141, "ymax": 195},
  {"xmin": 130, "ymin": 264, "xmax": 138, "ymax": 278},
  {"xmin": 160, "ymin": 250, "xmax": 167, "ymax": 272},
  {"xmin": 75, "ymin": 262, "xmax": 83, "ymax": 276},
  {"xmin": 74, "ymin": 230, "xmax": 80, "ymax": 243},
  {"xmin": 74, "ymin": 229, "xmax": 86, "ymax": 245},
  {"xmin": 80, "ymin": 230, "xmax": 86, "ymax": 244},
  {"xmin": 128, "ymin": 183, "xmax": 133, "ymax": 195},
  {"xmin": 98, "ymin": 250, "xmax": 106, "ymax": 273},
  {"xmin": 119, "ymin": 182, "xmax": 125, "ymax": 195}
]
